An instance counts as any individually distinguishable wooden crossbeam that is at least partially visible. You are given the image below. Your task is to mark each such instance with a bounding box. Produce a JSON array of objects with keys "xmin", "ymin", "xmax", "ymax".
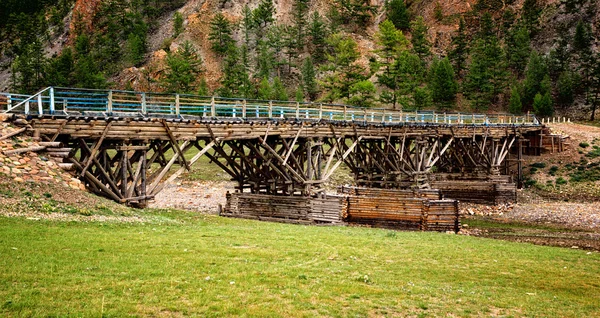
[{"xmin": 80, "ymin": 122, "xmax": 112, "ymax": 176}]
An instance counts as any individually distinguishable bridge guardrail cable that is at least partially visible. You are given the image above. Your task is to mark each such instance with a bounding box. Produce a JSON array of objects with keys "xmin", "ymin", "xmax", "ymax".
[{"xmin": 1, "ymin": 87, "xmax": 541, "ymax": 126}]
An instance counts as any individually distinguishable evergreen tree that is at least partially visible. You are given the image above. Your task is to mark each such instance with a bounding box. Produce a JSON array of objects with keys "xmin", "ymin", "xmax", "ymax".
[
  {"xmin": 292, "ymin": 0, "xmax": 310, "ymax": 49},
  {"xmin": 197, "ymin": 77, "xmax": 210, "ymax": 96},
  {"xmin": 429, "ymin": 58, "xmax": 458, "ymax": 108},
  {"xmin": 375, "ymin": 20, "xmax": 409, "ymax": 109},
  {"xmin": 209, "ymin": 13, "xmax": 234, "ymax": 55},
  {"xmin": 162, "ymin": 41, "xmax": 203, "ymax": 93},
  {"xmin": 556, "ymin": 71, "xmax": 575, "ymax": 107},
  {"xmin": 522, "ymin": 0, "xmax": 541, "ymax": 35},
  {"xmin": 506, "ymin": 27, "xmax": 531, "ymax": 76},
  {"xmin": 301, "ymin": 57, "xmax": 319, "ymax": 101},
  {"xmin": 295, "ymin": 87, "xmax": 304, "ymax": 102},
  {"xmin": 394, "ymin": 50, "xmax": 427, "ymax": 109},
  {"xmin": 386, "ymin": 0, "xmax": 410, "ymax": 30},
  {"xmin": 241, "ymin": 5, "xmax": 254, "ymax": 46},
  {"xmin": 272, "ymin": 77, "xmax": 289, "ymax": 100},
  {"xmin": 522, "ymin": 51, "xmax": 550, "ymax": 107},
  {"xmin": 255, "ymin": 40, "xmax": 275, "ymax": 80},
  {"xmin": 308, "ymin": 12, "xmax": 328, "ymax": 63},
  {"xmin": 533, "ymin": 92, "xmax": 553, "ymax": 116},
  {"xmin": 508, "ymin": 85, "xmax": 522, "ymax": 114},
  {"xmin": 586, "ymin": 53, "xmax": 600, "ymax": 121},
  {"xmin": 349, "ymin": 80, "xmax": 376, "ymax": 107},
  {"xmin": 332, "ymin": 0, "xmax": 377, "ymax": 27},
  {"xmin": 321, "ymin": 34, "xmax": 366, "ymax": 102},
  {"xmin": 413, "ymin": 86, "xmax": 432, "ymax": 110},
  {"xmin": 410, "ymin": 16, "xmax": 431, "ymax": 61},
  {"xmin": 173, "ymin": 12, "xmax": 184, "ymax": 37},
  {"xmin": 126, "ymin": 33, "xmax": 146, "ymax": 66},
  {"xmin": 573, "ymin": 20, "xmax": 592, "ymax": 54},
  {"xmin": 46, "ymin": 47, "xmax": 75, "ymax": 87},
  {"xmin": 73, "ymin": 34, "xmax": 107, "ymax": 89},
  {"xmin": 253, "ymin": 0, "xmax": 275, "ymax": 30},
  {"xmin": 220, "ymin": 45, "xmax": 251, "ymax": 98},
  {"xmin": 464, "ymin": 37, "xmax": 509, "ymax": 110},
  {"xmin": 448, "ymin": 18, "xmax": 468, "ymax": 77},
  {"xmin": 257, "ymin": 77, "xmax": 272, "ymax": 100}
]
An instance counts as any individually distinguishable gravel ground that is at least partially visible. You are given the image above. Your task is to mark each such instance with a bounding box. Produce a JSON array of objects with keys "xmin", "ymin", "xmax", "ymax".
[
  {"xmin": 507, "ymin": 202, "xmax": 600, "ymax": 230},
  {"xmin": 150, "ymin": 181, "xmax": 236, "ymax": 213}
]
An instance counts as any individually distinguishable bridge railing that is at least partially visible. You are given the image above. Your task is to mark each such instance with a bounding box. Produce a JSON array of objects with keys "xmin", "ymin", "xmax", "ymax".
[{"xmin": 1, "ymin": 87, "xmax": 540, "ymax": 125}]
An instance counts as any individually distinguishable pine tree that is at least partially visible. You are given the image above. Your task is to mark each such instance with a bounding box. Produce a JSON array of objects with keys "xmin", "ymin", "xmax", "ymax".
[
  {"xmin": 162, "ymin": 41, "xmax": 204, "ymax": 93},
  {"xmin": 308, "ymin": 12, "xmax": 328, "ymax": 63},
  {"xmin": 386, "ymin": 0, "xmax": 410, "ymax": 30},
  {"xmin": 253, "ymin": 0, "xmax": 275, "ymax": 30},
  {"xmin": 126, "ymin": 32, "xmax": 145, "ymax": 66},
  {"xmin": 586, "ymin": 53, "xmax": 600, "ymax": 121},
  {"xmin": 257, "ymin": 77, "xmax": 272, "ymax": 100},
  {"xmin": 413, "ymin": 86, "xmax": 432, "ymax": 110},
  {"xmin": 394, "ymin": 50, "xmax": 427, "ymax": 109},
  {"xmin": 241, "ymin": 5, "xmax": 254, "ymax": 47},
  {"xmin": 429, "ymin": 58, "xmax": 458, "ymax": 108},
  {"xmin": 508, "ymin": 85, "xmax": 522, "ymax": 114},
  {"xmin": 321, "ymin": 34, "xmax": 366, "ymax": 102},
  {"xmin": 272, "ymin": 77, "xmax": 289, "ymax": 101},
  {"xmin": 410, "ymin": 16, "xmax": 431, "ymax": 61},
  {"xmin": 173, "ymin": 12, "xmax": 184, "ymax": 37},
  {"xmin": 349, "ymin": 80, "xmax": 376, "ymax": 107},
  {"xmin": 506, "ymin": 27, "xmax": 530, "ymax": 76},
  {"xmin": 522, "ymin": 51, "xmax": 549, "ymax": 107},
  {"xmin": 46, "ymin": 47, "xmax": 75, "ymax": 87},
  {"xmin": 375, "ymin": 20, "xmax": 409, "ymax": 109},
  {"xmin": 197, "ymin": 77, "xmax": 210, "ymax": 96},
  {"xmin": 533, "ymin": 92, "xmax": 553, "ymax": 116},
  {"xmin": 332, "ymin": 0, "xmax": 377, "ymax": 27},
  {"xmin": 295, "ymin": 87, "xmax": 304, "ymax": 102},
  {"xmin": 292, "ymin": 0, "xmax": 310, "ymax": 49},
  {"xmin": 209, "ymin": 13, "xmax": 234, "ymax": 55},
  {"xmin": 301, "ymin": 57, "xmax": 319, "ymax": 101},
  {"xmin": 522, "ymin": 0, "xmax": 541, "ymax": 35},
  {"xmin": 448, "ymin": 18, "xmax": 468, "ymax": 77},
  {"xmin": 220, "ymin": 45, "xmax": 249, "ymax": 98},
  {"xmin": 556, "ymin": 71, "xmax": 574, "ymax": 107}
]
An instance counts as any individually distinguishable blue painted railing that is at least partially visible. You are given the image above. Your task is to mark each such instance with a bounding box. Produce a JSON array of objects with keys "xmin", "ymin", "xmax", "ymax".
[{"xmin": 0, "ymin": 87, "xmax": 540, "ymax": 125}]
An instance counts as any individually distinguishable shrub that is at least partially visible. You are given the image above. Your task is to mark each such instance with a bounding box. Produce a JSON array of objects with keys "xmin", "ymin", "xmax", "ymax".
[
  {"xmin": 531, "ymin": 162, "xmax": 546, "ymax": 169},
  {"xmin": 556, "ymin": 177, "xmax": 567, "ymax": 185},
  {"xmin": 579, "ymin": 142, "xmax": 590, "ymax": 148}
]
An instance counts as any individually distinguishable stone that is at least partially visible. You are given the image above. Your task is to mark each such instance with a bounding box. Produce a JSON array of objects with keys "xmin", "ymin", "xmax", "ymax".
[{"xmin": 13, "ymin": 177, "xmax": 24, "ymax": 182}]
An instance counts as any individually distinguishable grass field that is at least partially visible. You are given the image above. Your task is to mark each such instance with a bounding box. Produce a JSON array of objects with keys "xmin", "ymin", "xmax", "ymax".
[{"xmin": 1, "ymin": 210, "xmax": 599, "ymax": 317}]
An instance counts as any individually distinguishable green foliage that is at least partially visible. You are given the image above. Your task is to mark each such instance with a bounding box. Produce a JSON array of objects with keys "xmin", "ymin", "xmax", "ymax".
[
  {"xmin": 292, "ymin": 0, "xmax": 310, "ymax": 49},
  {"xmin": 321, "ymin": 34, "xmax": 367, "ymax": 102},
  {"xmin": 197, "ymin": 78, "xmax": 210, "ymax": 96},
  {"xmin": 449, "ymin": 18, "xmax": 468, "ymax": 77},
  {"xmin": 257, "ymin": 77, "xmax": 272, "ymax": 100},
  {"xmin": 374, "ymin": 20, "xmax": 409, "ymax": 109},
  {"xmin": 523, "ymin": 52, "xmax": 550, "ymax": 107},
  {"xmin": 332, "ymin": 0, "xmax": 377, "ymax": 27},
  {"xmin": 349, "ymin": 80, "xmax": 376, "ymax": 107},
  {"xmin": 253, "ymin": 0, "xmax": 275, "ymax": 29},
  {"xmin": 308, "ymin": 12, "xmax": 328, "ymax": 63},
  {"xmin": 272, "ymin": 77, "xmax": 289, "ymax": 101},
  {"xmin": 301, "ymin": 57, "xmax": 319, "ymax": 101},
  {"xmin": 557, "ymin": 71, "xmax": 575, "ymax": 106},
  {"xmin": 556, "ymin": 177, "xmax": 567, "ymax": 185},
  {"xmin": 126, "ymin": 33, "xmax": 146, "ymax": 66},
  {"xmin": 410, "ymin": 16, "xmax": 431, "ymax": 61},
  {"xmin": 522, "ymin": 0, "xmax": 542, "ymax": 34},
  {"xmin": 429, "ymin": 58, "xmax": 458, "ymax": 108},
  {"xmin": 506, "ymin": 27, "xmax": 531, "ymax": 76},
  {"xmin": 531, "ymin": 162, "xmax": 546, "ymax": 169},
  {"xmin": 72, "ymin": 35, "xmax": 107, "ymax": 89},
  {"xmin": 219, "ymin": 45, "xmax": 251, "ymax": 98},
  {"xmin": 209, "ymin": 13, "xmax": 234, "ymax": 55},
  {"xmin": 45, "ymin": 48, "xmax": 74, "ymax": 87},
  {"xmin": 434, "ymin": 2, "xmax": 444, "ymax": 21},
  {"xmin": 161, "ymin": 41, "xmax": 204, "ymax": 93},
  {"xmin": 579, "ymin": 142, "xmax": 590, "ymax": 148},
  {"xmin": 508, "ymin": 85, "xmax": 523, "ymax": 114},
  {"xmin": 533, "ymin": 92, "xmax": 554, "ymax": 117},
  {"xmin": 464, "ymin": 37, "xmax": 509, "ymax": 110},
  {"xmin": 573, "ymin": 20, "xmax": 592, "ymax": 55},
  {"xmin": 173, "ymin": 12, "xmax": 184, "ymax": 38},
  {"xmin": 386, "ymin": 0, "xmax": 410, "ymax": 30},
  {"xmin": 413, "ymin": 86, "xmax": 432, "ymax": 110}
]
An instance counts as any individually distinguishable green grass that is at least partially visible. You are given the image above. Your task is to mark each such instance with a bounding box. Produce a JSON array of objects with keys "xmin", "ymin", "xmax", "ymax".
[{"xmin": 1, "ymin": 213, "xmax": 599, "ymax": 317}]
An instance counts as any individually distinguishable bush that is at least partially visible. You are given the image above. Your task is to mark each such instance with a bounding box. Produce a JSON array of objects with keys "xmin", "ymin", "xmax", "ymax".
[
  {"xmin": 579, "ymin": 142, "xmax": 590, "ymax": 148},
  {"xmin": 549, "ymin": 166, "xmax": 559, "ymax": 176},
  {"xmin": 556, "ymin": 177, "xmax": 567, "ymax": 185},
  {"xmin": 524, "ymin": 179, "xmax": 537, "ymax": 187},
  {"xmin": 531, "ymin": 162, "xmax": 546, "ymax": 169}
]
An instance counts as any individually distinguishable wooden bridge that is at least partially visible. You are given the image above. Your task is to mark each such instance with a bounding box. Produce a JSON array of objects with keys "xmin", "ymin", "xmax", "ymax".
[{"xmin": 2, "ymin": 87, "xmax": 543, "ymax": 215}]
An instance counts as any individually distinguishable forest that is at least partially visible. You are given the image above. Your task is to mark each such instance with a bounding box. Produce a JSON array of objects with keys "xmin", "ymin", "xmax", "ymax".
[{"xmin": 1, "ymin": 0, "xmax": 600, "ymax": 119}]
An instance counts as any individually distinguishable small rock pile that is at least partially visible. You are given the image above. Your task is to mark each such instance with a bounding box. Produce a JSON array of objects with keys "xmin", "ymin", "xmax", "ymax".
[
  {"xmin": 460, "ymin": 202, "xmax": 515, "ymax": 216},
  {"xmin": 0, "ymin": 122, "xmax": 85, "ymax": 190}
]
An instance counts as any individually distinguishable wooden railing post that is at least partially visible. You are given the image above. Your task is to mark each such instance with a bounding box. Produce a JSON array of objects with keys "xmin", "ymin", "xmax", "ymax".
[
  {"xmin": 268, "ymin": 101, "xmax": 273, "ymax": 118},
  {"xmin": 242, "ymin": 100, "xmax": 247, "ymax": 118},
  {"xmin": 25, "ymin": 101, "xmax": 30, "ymax": 114},
  {"xmin": 382, "ymin": 109, "xmax": 386, "ymax": 123},
  {"xmin": 211, "ymin": 96, "xmax": 216, "ymax": 117},
  {"xmin": 6, "ymin": 94, "xmax": 11, "ymax": 111},
  {"xmin": 175, "ymin": 94, "xmax": 181, "ymax": 117},
  {"xmin": 295, "ymin": 102, "xmax": 300, "ymax": 119},
  {"xmin": 141, "ymin": 93, "xmax": 147, "ymax": 114},
  {"xmin": 49, "ymin": 87, "xmax": 55, "ymax": 114},
  {"xmin": 343, "ymin": 105, "xmax": 347, "ymax": 121},
  {"xmin": 63, "ymin": 100, "xmax": 68, "ymax": 114},
  {"xmin": 107, "ymin": 90, "xmax": 113, "ymax": 114}
]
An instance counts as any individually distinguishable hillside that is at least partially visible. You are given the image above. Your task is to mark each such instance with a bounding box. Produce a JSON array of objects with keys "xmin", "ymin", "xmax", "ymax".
[{"xmin": 1, "ymin": 0, "xmax": 599, "ymax": 117}]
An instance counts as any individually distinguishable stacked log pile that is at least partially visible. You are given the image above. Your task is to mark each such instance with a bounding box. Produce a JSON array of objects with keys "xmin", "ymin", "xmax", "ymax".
[
  {"xmin": 338, "ymin": 186, "xmax": 442, "ymax": 200},
  {"xmin": 224, "ymin": 187, "xmax": 460, "ymax": 232},
  {"xmin": 430, "ymin": 181, "xmax": 516, "ymax": 205},
  {"xmin": 222, "ymin": 192, "xmax": 345, "ymax": 224}
]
